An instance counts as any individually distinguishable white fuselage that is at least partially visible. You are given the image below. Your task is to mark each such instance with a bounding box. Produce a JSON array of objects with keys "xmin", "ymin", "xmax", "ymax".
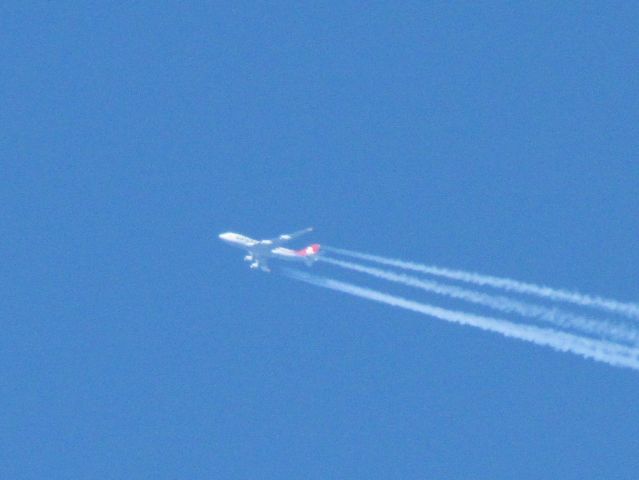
[{"xmin": 219, "ymin": 231, "xmax": 320, "ymax": 272}]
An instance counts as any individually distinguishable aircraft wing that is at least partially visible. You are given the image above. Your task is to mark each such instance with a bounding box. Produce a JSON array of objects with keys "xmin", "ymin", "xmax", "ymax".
[{"xmin": 267, "ymin": 227, "xmax": 313, "ymax": 245}]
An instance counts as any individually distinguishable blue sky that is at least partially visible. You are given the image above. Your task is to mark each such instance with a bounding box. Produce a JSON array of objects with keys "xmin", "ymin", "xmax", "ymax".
[{"xmin": 2, "ymin": 2, "xmax": 638, "ymax": 478}]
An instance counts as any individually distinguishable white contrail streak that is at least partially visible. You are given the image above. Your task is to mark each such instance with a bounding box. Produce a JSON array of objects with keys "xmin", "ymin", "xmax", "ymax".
[
  {"xmin": 324, "ymin": 247, "xmax": 639, "ymax": 320},
  {"xmin": 282, "ymin": 268, "xmax": 639, "ymax": 371},
  {"xmin": 320, "ymin": 257, "xmax": 639, "ymax": 345}
]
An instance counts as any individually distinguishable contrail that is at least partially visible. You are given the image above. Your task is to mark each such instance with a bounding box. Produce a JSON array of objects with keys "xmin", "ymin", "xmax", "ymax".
[
  {"xmin": 320, "ymin": 257, "xmax": 639, "ymax": 345},
  {"xmin": 282, "ymin": 268, "xmax": 639, "ymax": 371},
  {"xmin": 324, "ymin": 247, "xmax": 639, "ymax": 320}
]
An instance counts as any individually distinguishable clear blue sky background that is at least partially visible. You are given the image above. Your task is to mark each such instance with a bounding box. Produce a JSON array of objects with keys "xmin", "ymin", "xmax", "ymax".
[{"xmin": 3, "ymin": 3, "xmax": 638, "ymax": 478}]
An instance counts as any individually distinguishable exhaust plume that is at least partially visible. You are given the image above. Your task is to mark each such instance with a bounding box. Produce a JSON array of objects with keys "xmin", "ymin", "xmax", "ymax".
[
  {"xmin": 324, "ymin": 247, "xmax": 639, "ymax": 320},
  {"xmin": 282, "ymin": 268, "xmax": 639, "ymax": 371},
  {"xmin": 320, "ymin": 257, "xmax": 639, "ymax": 345}
]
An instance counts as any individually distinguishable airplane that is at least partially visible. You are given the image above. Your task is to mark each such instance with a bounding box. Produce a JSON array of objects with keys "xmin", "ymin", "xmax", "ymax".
[{"xmin": 218, "ymin": 227, "xmax": 320, "ymax": 272}]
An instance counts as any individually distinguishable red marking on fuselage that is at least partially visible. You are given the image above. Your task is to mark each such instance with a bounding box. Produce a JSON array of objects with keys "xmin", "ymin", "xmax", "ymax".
[{"xmin": 296, "ymin": 244, "xmax": 321, "ymax": 256}]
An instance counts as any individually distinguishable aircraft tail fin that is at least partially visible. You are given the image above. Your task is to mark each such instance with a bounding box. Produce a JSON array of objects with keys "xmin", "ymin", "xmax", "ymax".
[
  {"xmin": 297, "ymin": 244, "xmax": 320, "ymax": 267},
  {"xmin": 296, "ymin": 244, "xmax": 321, "ymax": 257}
]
